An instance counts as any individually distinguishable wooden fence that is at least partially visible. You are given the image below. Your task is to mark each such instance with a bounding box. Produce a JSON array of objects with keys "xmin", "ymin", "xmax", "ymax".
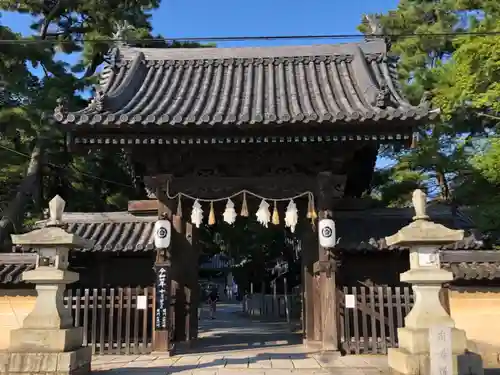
[
  {"xmin": 59, "ymin": 285, "xmax": 414, "ymax": 356},
  {"xmin": 338, "ymin": 286, "xmax": 415, "ymax": 355},
  {"xmin": 63, "ymin": 287, "xmax": 154, "ymax": 355},
  {"xmin": 242, "ymin": 279, "xmax": 301, "ymax": 322}
]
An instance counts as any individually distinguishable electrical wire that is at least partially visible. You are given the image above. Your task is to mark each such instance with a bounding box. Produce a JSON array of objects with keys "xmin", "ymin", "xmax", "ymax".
[
  {"xmin": 0, "ymin": 142, "xmax": 135, "ymax": 189},
  {"xmin": 0, "ymin": 31, "xmax": 499, "ymax": 45},
  {"xmin": 0, "ymin": 142, "xmax": 315, "ymax": 203}
]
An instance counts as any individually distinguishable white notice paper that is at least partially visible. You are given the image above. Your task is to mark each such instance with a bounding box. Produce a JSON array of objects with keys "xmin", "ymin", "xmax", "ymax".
[
  {"xmin": 429, "ymin": 325, "xmax": 453, "ymax": 375},
  {"xmin": 345, "ymin": 294, "xmax": 356, "ymax": 309},
  {"xmin": 418, "ymin": 252, "xmax": 437, "ymax": 267},
  {"xmin": 137, "ymin": 295, "xmax": 147, "ymax": 310}
]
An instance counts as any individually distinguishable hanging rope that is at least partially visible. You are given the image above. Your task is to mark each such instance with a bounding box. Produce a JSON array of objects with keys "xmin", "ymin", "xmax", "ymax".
[
  {"xmin": 165, "ymin": 180, "xmax": 314, "ymax": 203},
  {"xmin": 164, "ymin": 180, "xmax": 315, "ymax": 230}
]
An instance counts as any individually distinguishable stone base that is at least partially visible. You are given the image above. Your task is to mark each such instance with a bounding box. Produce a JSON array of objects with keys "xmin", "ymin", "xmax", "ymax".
[
  {"xmin": 398, "ymin": 326, "xmax": 468, "ymax": 354},
  {"xmin": 303, "ymin": 339, "xmax": 322, "ymax": 350},
  {"xmin": 312, "ymin": 350, "xmax": 342, "ymax": 367},
  {"xmin": 9, "ymin": 327, "xmax": 83, "ymax": 352},
  {"xmin": 0, "ymin": 346, "xmax": 91, "ymax": 375},
  {"xmin": 388, "ymin": 347, "xmax": 484, "ymax": 375}
]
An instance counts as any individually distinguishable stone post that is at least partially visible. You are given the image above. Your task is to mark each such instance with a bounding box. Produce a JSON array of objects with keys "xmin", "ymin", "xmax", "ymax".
[
  {"xmin": 385, "ymin": 189, "xmax": 482, "ymax": 375},
  {"xmin": 0, "ymin": 196, "xmax": 94, "ymax": 375}
]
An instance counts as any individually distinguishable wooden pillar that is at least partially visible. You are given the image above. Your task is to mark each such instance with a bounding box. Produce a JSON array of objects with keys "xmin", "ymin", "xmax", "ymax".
[
  {"xmin": 300, "ymin": 220, "xmax": 319, "ymax": 345},
  {"xmin": 152, "ymin": 192, "xmax": 173, "ymax": 353},
  {"xmin": 184, "ymin": 221, "xmax": 200, "ymax": 342},
  {"xmin": 154, "ymin": 187, "xmax": 199, "ymax": 345},
  {"xmin": 315, "ymin": 171, "xmax": 339, "ymax": 352}
]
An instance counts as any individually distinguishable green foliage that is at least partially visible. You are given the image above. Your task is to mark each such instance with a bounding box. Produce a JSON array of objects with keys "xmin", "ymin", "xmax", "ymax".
[
  {"xmin": 363, "ymin": 0, "xmax": 500, "ymax": 234},
  {"xmin": 0, "ymin": 0, "xmax": 217, "ymax": 243},
  {"xmin": 0, "ymin": 0, "xmax": 165, "ymax": 228},
  {"xmin": 200, "ymin": 218, "xmax": 301, "ymax": 290}
]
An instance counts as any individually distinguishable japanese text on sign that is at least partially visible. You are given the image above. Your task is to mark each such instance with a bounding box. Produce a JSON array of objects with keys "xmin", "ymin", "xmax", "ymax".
[{"xmin": 154, "ymin": 266, "xmax": 169, "ymax": 330}]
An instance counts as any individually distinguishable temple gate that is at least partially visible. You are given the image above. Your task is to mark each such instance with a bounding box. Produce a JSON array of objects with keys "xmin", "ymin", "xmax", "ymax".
[{"xmin": 54, "ymin": 35, "xmax": 435, "ymax": 354}]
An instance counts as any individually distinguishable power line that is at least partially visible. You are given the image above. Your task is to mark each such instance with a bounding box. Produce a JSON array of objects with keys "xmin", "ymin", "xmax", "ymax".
[
  {"xmin": 0, "ymin": 143, "xmax": 135, "ymax": 189},
  {"xmin": 0, "ymin": 31, "xmax": 499, "ymax": 45}
]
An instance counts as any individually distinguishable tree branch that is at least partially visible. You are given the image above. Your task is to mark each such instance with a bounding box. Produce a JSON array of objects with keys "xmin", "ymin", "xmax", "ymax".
[{"xmin": 40, "ymin": 0, "xmax": 62, "ymax": 40}]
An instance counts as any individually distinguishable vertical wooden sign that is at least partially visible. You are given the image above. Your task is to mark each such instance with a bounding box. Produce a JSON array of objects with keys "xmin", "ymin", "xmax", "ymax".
[
  {"xmin": 155, "ymin": 265, "xmax": 169, "ymax": 331},
  {"xmin": 429, "ymin": 325, "xmax": 453, "ymax": 375}
]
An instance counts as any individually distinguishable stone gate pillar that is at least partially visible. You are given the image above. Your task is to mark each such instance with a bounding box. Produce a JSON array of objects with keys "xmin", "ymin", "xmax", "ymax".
[
  {"xmin": 0, "ymin": 195, "xmax": 94, "ymax": 375},
  {"xmin": 385, "ymin": 189, "xmax": 483, "ymax": 375}
]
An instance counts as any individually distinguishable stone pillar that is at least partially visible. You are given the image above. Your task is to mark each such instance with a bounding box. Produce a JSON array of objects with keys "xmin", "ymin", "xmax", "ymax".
[
  {"xmin": 385, "ymin": 189, "xmax": 483, "ymax": 375},
  {"xmin": 0, "ymin": 195, "xmax": 94, "ymax": 375}
]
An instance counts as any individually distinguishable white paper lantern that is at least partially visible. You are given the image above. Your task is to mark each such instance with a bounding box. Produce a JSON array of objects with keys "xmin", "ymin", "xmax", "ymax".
[
  {"xmin": 191, "ymin": 200, "xmax": 203, "ymax": 228},
  {"xmin": 318, "ymin": 218, "xmax": 336, "ymax": 248},
  {"xmin": 154, "ymin": 220, "xmax": 171, "ymax": 248}
]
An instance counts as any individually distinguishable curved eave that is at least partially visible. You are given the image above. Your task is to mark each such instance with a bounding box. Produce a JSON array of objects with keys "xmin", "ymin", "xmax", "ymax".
[{"xmin": 55, "ymin": 45, "xmax": 439, "ymax": 130}]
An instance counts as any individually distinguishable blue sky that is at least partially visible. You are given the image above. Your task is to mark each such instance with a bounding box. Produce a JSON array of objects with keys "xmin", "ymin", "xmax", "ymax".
[{"xmin": 2, "ymin": 0, "xmax": 400, "ymax": 167}]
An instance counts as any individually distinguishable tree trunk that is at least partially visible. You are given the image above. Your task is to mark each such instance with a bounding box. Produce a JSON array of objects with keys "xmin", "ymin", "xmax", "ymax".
[
  {"xmin": 436, "ymin": 169, "xmax": 450, "ymax": 201},
  {"xmin": 0, "ymin": 138, "xmax": 44, "ymax": 248}
]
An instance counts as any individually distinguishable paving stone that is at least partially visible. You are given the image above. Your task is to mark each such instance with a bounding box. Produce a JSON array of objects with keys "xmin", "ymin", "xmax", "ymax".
[
  {"xmin": 87, "ymin": 303, "xmax": 390, "ymax": 375},
  {"xmin": 197, "ymin": 355, "xmax": 227, "ymax": 368},
  {"xmin": 270, "ymin": 357, "xmax": 295, "ymax": 369},
  {"xmin": 248, "ymin": 356, "xmax": 272, "ymax": 369},
  {"xmin": 291, "ymin": 357, "xmax": 322, "ymax": 369},
  {"xmin": 224, "ymin": 356, "xmax": 250, "ymax": 369}
]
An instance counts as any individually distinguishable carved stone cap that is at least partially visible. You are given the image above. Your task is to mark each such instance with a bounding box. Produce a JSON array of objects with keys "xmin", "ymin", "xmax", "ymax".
[
  {"xmin": 385, "ymin": 189, "xmax": 464, "ymax": 247},
  {"xmin": 11, "ymin": 226, "xmax": 94, "ymax": 249},
  {"xmin": 10, "ymin": 195, "xmax": 95, "ymax": 249}
]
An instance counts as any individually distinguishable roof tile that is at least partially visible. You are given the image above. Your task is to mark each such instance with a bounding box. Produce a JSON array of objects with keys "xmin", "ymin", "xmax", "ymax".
[{"xmin": 55, "ymin": 41, "xmax": 435, "ymax": 129}]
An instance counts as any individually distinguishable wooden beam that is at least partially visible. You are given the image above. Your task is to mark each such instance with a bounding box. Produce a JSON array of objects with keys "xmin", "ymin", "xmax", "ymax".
[
  {"xmin": 129, "ymin": 197, "xmax": 379, "ymax": 214},
  {"xmin": 143, "ymin": 174, "xmax": 346, "ymax": 201},
  {"xmin": 167, "ymin": 175, "xmax": 345, "ymax": 200},
  {"xmin": 128, "ymin": 200, "xmax": 159, "ymax": 213}
]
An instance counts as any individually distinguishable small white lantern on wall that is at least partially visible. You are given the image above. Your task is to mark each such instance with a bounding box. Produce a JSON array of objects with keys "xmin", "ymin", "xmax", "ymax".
[
  {"xmin": 154, "ymin": 219, "xmax": 171, "ymax": 249},
  {"xmin": 318, "ymin": 218, "xmax": 336, "ymax": 248}
]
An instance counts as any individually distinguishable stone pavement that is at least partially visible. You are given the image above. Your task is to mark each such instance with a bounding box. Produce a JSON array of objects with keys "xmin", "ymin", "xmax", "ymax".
[{"xmin": 92, "ymin": 302, "xmax": 390, "ymax": 375}]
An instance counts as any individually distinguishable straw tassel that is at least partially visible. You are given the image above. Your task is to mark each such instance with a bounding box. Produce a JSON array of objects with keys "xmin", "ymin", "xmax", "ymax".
[
  {"xmin": 306, "ymin": 194, "xmax": 313, "ymax": 219},
  {"xmin": 176, "ymin": 195, "xmax": 182, "ymax": 218},
  {"xmin": 272, "ymin": 201, "xmax": 280, "ymax": 225},
  {"xmin": 307, "ymin": 194, "xmax": 317, "ymax": 222},
  {"xmin": 240, "ymin": 192, "xmax": 249, "ymax": 217},
  {"xmin": 411, "ymin": 132, "xmax": 419, "ymax": 149},
  {"xmin": 208, "ymin": 201, "xmax": 216, "ymax": 225}
]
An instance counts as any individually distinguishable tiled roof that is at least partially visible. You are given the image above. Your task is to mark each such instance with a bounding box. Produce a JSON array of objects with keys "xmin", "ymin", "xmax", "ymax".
[
  {"xmin": 335, "ymin": 205, "xmax": 481, "ymax": 251},
  {"xmin": 35, "ymin": 212, "xmax": 156, "ymax": 252},
  {"xmin": 441, "ymin": 251, "xmax": 500, "ymax": 281},
  {"xmin": 0, "ymin": 254, "xmax": 36, "ymax": 284},
  {"xmin": 54, "ymin": 41, "xmax": 436, "ymax": 129},
  {"xmin": 25, "ymin": 207, "xmax": 479, "ymax": 253},
  {"xmin": 443, "ymin": 261, "xmax": 500, "ymax": 281}
]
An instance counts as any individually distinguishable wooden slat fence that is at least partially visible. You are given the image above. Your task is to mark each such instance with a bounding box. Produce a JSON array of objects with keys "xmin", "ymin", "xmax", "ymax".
[
  {"xmin": 63, "ymin": 287, "xmax": 154, "ymax": 355},
  {"xmin": 338, "ymin": 286, "xmax": 415, "ymax": 355}
]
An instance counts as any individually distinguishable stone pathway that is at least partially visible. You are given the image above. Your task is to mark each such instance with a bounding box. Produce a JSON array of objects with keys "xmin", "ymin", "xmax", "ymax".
[{"xmin": 92, "ymin": 302, "xmax": 389, "ymax": 374}]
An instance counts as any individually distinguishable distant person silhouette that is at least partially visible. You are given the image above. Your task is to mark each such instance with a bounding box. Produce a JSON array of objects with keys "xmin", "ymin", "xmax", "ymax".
[{"xmin": 207, "ymin": 285, "xmax": 219, "ymax": 319}]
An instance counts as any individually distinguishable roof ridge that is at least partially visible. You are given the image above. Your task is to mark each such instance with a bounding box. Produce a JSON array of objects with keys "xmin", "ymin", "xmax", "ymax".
[{"xmin": 117, "ymin": 40, "xmax": 388, "ymax": 61}]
